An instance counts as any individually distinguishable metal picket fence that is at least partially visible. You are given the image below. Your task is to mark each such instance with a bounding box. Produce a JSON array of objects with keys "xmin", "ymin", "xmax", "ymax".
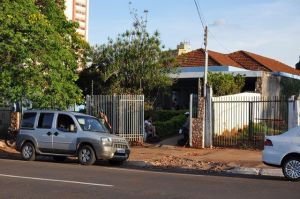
[
  {"xmin": 212, "ymin": 95, "xmax": 289, "ymax": 148},
  {"xmin": 86, "ymin": 95, "xmax": 144, "ymax": 142}
]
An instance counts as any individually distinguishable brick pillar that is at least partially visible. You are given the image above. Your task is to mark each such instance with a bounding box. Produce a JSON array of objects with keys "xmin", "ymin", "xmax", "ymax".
[
  {"xmin": 255, "ymin": 77, "xmax": 262, "ymax": 94},
  {"xmin": 191, "ymin": 97, "xmax": 204, "ymax": 148}
]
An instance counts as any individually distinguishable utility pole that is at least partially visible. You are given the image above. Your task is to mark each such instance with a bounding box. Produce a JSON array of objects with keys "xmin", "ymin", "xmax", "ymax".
[
  {"xmin": 202, "ymin": 26, "xmax": 208, "ymax": 149},
  {"xmin": 203, "ymin": 25, "xmax": 208, "ymax": 97}
]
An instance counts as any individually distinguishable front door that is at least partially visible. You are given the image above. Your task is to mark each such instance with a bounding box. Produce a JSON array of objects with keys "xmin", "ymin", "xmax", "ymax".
[
  {"xmin": 35, "ymin": 112, "xmax": 54, "ymax": 153},
  {"xmin": 52, "ymin": 114, "xmax": 77, "ymax": 154}
]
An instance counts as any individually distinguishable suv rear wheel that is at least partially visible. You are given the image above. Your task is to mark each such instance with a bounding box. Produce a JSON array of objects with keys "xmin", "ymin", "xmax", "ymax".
[
  {"xmin": 21, "ymin": 142, "xmax": 36, "ymax": 161},
  {"xmin": 78, "ymin": 145, "xmax": 96, "ymax": 165},
  {"xmin": 282, "ymin": 157, "xmax": 300, "ymax": 181}
]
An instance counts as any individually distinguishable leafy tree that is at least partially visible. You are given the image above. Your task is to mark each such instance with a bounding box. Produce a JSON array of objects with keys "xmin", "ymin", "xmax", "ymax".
[
  {"xmin": 78, "ymin": 8, "xmax": 177, "ymax": 105},
  {"xmin": 207, "ymin": 72, "xmax": 245, "ymax": 96},
  {"xmin": 280, "ymin": 77, "xmax": 300, "ymax": 98},
  {"xmin": 0, "ymin": 0, "xmax": 89, "ymax": 109}
]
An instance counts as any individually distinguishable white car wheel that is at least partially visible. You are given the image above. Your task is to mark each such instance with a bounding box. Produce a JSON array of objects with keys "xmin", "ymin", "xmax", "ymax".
[{"xmin": 283, "ymin": 158, "xmax": 300, "ymax": 181}]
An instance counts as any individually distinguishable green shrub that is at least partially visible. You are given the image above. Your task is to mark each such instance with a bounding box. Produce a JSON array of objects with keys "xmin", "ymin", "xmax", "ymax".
[
  {"xmin": 145, "ymin": 110, "xmax": 187, "ymax": 121},
  {"xmin": 153, "ymin": 114, "xmax": 186, "ymax": 138}
]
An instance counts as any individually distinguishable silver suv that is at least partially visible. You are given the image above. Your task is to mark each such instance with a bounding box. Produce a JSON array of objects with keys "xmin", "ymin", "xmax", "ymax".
[{"xmin": 16, "ymin": 110, "xmax": 130, "ymax": 165}]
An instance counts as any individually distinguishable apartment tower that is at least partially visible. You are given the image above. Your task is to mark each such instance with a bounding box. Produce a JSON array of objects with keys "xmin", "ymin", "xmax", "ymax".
[{"xmin": 64, "ymin": 0, "xmax": 89, "ymax": 41}]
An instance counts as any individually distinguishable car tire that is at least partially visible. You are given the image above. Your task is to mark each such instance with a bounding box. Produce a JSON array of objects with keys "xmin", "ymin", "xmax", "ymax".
[
  {"xmin": 53, "ymin": 156, "xmax": 67, "ymax": 162},
  {"xmin": 78, "ymin": 145, "xmax": 96, "ymax": 165},
  {"xmin": 21, "ymin": 142, "xmax": 36, "ymax": 161},
  {"xmin": 109, "ymin": 160, "xmax": 125, "ymax": 165},
  {"xmin": 282, "ymin": 157, "xmax": 300, "ymax": 181}
]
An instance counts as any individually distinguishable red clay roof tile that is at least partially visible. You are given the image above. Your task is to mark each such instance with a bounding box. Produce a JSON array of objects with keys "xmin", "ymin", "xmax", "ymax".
[{"xmin": 176, "ymin": 48, "xmax": 300, "ymax": 76}]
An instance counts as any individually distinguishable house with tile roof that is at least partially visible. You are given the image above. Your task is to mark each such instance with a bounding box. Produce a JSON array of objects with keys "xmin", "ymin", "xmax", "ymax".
[{"xmin": 157, "ymin": 47, "xmax": 300, "ymax": 109}]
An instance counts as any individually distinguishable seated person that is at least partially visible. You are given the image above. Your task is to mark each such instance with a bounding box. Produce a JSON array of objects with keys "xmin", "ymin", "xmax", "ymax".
[{"xmin": 144, "ymin": 116, "xmax": 157, "ymax": 138}]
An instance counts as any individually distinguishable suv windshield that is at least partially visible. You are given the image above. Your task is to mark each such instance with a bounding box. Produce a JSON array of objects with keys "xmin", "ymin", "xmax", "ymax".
[{"xmin": 75, "ymin": 115, "xmax": 108, "ymax": 133}]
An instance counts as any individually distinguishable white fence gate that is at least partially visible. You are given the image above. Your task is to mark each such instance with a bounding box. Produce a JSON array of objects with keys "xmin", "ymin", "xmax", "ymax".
[{"xmin": 86, "ymin": 95, "xmax": 144, "ymax": 142}]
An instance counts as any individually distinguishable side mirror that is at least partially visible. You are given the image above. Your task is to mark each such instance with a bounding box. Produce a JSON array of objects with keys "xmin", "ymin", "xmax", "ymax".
[{"xmin": 70, "ymin": 124, "xmax": 76, "ymax": 132}]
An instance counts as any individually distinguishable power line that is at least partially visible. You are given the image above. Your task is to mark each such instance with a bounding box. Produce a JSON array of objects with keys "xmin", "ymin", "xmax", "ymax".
[
  {"xmin": 193, "ymin": 0, "xmax": 205, "ymax": 30},
  {"xmin": 208, "ymin": 30, "xmax": 231, "ymax": 53},
  {"xmin": 193, "ymin": 0, "xmax": 232, "ymax": 53}
]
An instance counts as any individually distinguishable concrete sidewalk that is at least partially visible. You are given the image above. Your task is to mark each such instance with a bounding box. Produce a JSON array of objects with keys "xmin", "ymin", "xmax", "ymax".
[
  {"xmin": 127, "ymin": 135, "xmax": 283, "ymax": 177},
  {"xmin": 128, "ymin": 146, "xmax": 283, "ymax": 177}
]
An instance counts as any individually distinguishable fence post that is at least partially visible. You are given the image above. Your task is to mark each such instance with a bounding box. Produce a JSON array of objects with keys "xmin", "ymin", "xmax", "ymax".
[
  {"xmin": 205, "ymin": 86, "xmax": 213, "ymax": 148},
  {"xmin": 248, "ymin": 102, "xmax": 254, "ymax": 141},
  {"xmin": 288, "ymin": 95, "xmax": 300, "ymax": 129},
  {"xmin": 189, "ymin": 94, "xmax": 193, "ymax": 147},
  {"xmin": 86, "ymin": 95, "xmax": 91, "ymax": 115}
]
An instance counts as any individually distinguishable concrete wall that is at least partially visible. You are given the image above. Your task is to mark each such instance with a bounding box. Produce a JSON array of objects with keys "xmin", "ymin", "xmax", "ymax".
[
  {"xmin": 288, "ymin": 96, "xmax": 300, "ymax": 129},
  {"xmin": 256, "ymin": 72, "xmax": 300, "ymax": 98},
  {"xmin": 258, "ymin": 72, "xmax": 281, "ymax": 97},
  {"xmin": 212, "ymin": 93, "xmax": 262, "ymax": 136}
]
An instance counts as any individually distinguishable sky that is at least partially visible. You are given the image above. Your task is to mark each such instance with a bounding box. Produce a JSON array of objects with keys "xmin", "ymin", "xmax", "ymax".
[{"xmin": 88, "ymin": 0, "xmax": 300, "ymax": 66}]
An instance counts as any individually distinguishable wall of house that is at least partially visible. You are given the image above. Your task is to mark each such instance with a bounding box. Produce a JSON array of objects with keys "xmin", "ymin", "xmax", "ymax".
[
  {"xmin": 255, "ymin": 72, "xmax": 281, "ymax": 97},
  {"xmin": 256, "ymin": 72, "xmax": 300, "ymax": 97}
]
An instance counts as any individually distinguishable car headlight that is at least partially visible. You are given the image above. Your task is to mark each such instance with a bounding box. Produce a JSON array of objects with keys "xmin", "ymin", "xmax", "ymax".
[{"xmin": 101, "ymin": 137, "xmax": 112, "ymax": 146}]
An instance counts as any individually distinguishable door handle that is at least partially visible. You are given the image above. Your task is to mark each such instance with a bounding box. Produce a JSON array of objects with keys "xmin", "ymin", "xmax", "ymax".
[
  {"xmin": 47, "ymin": 132, "xmax": 52, "ymax": 136},
  {"xmin": 54, "ymin": 132, "xmax": 59, "ymax": 136}
]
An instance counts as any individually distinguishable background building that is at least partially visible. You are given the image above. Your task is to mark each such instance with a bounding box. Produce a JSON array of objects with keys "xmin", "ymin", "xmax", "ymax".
[{"xmin": 64, "ymin": 0, "xmax": 89, "ymax": 41}]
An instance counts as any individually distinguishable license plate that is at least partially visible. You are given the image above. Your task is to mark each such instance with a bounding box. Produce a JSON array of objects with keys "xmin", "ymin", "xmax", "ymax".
[{"xmin": 117, "ymin": 148, "xmax": 125, "ymax": 153}]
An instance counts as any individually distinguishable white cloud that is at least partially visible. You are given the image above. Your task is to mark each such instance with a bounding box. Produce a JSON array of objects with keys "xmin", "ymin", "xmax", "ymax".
[{"xmin": 209, "ymin": 19, "xmax": 226, "ymax": 27}]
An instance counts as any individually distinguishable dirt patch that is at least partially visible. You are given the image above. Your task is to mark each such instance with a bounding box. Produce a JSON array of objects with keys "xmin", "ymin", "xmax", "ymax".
[
  {"xmin": 150, "ymin": 155, "xmax": 230, "ymax": 171},
  {"xmin": 129, "ymin": 145, "xmax": 270, "ymax": 171}
]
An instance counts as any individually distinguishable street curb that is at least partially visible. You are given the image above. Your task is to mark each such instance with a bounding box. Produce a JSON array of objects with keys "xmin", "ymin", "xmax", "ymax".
[
  {"xmin": 124, "ymin": 161, "xmax": 153, "ymax": 168},
  {"xmin": 227, "ymin": 167, "xmax": 283, "ymax": 177},
  {"xmin": 124, "ymin": 161, "xmax": 284, "ymax": 178}
]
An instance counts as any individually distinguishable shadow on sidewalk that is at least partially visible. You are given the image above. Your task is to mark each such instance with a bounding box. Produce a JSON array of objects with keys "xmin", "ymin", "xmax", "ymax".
[{"xmin": 118, "ymin": 161, "xmax": 287, "ymax": 182}]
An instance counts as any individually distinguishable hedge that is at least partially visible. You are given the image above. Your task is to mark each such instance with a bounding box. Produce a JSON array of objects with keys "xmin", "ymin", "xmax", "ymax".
[
  {"xmin": 145, "ymin": 110, "xmax": 187, "ymax": 121},
  {"xmin": 153, "ymin": 114, "xmax": 186, "ymax": 138}
]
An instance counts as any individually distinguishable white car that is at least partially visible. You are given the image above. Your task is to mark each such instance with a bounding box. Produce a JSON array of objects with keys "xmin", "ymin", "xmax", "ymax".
[{"xmin": 262, "ymin": 126, "xmax": 300, "ymax": 181}]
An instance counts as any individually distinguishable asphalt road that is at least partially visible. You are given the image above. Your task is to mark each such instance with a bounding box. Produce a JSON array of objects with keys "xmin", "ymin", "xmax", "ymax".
[{"xmin": 0, "ymin": 158, "xmax": 298, "ymax": 199}]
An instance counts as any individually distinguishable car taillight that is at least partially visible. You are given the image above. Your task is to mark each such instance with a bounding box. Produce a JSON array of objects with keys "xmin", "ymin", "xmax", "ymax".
[{"xmin": 264, "ymin": 139, "xmax": 273, "ymax": 146}]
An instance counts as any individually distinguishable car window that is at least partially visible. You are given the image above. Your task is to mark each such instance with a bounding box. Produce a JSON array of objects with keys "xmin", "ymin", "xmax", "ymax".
[
  {"xmin": 75, "ymin": 115, "xmax": 108, "ymax": 133},
  {"xmin": 21, "ymin": 113, "xmax": 37, "ymax": 129},
  {"xmin": 37, "ymin": 113, "xmax": 54, "ymax": 129},
  {"xmin": 56, "ymin": 114, "xmax": 76, "ymax": 133}
]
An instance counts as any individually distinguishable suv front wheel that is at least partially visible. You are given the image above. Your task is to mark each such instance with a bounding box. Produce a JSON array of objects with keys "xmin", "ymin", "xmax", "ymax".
[
  {"xmin": 282, "ymin": 157, "xmax": 300, "ymax": 181},
  {"xmin": 21, "ymin": 142, "xmax": 36, "ymax": 161},
  {"xmin": 78, "ymin": 145, "xmax": 96, "ymax": 165}
]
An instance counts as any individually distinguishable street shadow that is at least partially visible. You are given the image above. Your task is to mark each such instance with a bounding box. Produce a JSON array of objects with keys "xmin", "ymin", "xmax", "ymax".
[
  {"xmin": 0, "ymin": 149, "xmax": 21, "ymax": 160},
  {"xmin": 0, "ymin": 150, "xmax": 120, "ymax": 167}
]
